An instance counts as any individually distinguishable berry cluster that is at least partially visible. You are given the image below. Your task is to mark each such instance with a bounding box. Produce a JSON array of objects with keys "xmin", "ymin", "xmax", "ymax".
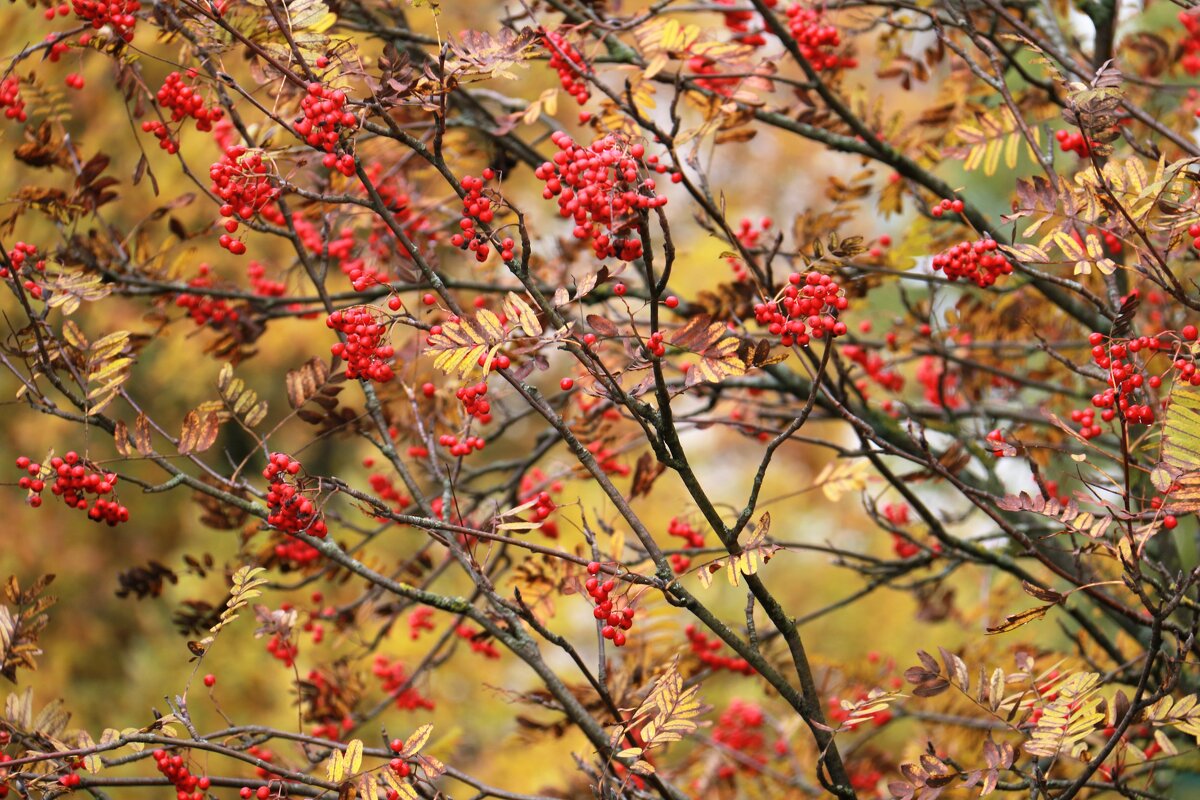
[
  {"xmin": 784, "ymin": 5, "xmax": 855, "ymax": 71},
  {"xmin": 716, "ymin": 0, "xmax": 773, "ymax": 47},
  {"xmin": 157, "ymin": 70, "xmax": 224, "ymax": 132},
  {"xmin": 366, "ymin": 470, "xmax": 412, "ymax": 517},
  {"xmin": 210, "ymin": 146, "xmax": 283, "ymax": 256},
  {"xmin": 372, "ymin": 655, "xmax": 436, "ymax": 710},
  {"xmin": 753, "ymin": 270, "xmax": 849, "ymax": 346},
  {"xmin": 725, "ymin": 216, "xmax": 772, "ymax": 281},
  {"xmin": 685, "ymin": 624, "xmax": 754, "ymax": 674},
  {"xmin": 1182, "ymin": 11, "xmax": 1200, "ymax": 76},
  {"xmin": 41, "ymin": 3, "xmax": 71, "ymax": 21},
  {"xmin": 327, "ymin": 307, "xmax": 395, "ymax": 383},
  {"xmin": 296, "ymin": 82, "xmax": 358, "ymax": 175},
  {"xmin": 456, "ymin": 381, "xmax": 492, "ymax": 422},
  {"xmin": 0, "ymin": 77, "xmax": 26, "ymax": 123},
  {"xmin": 585, "ymin": 438, "xmax": 630, "ymax": 476},
  {"xmin": 883, "ymin": 500, "xmax": 923, "ymax": 558},
  {"xmin": 64, "ymin": 73, "xmax": 84, "ymax": 90},
  {"xmin": 450, "ymin": 170, "xmax": 511, "ymax": 263},
  {"xmin": 408, "ymin": 607, "xmax": 435, "ymax": 640},
  {"xmin": 72, "ymin": 0, "xmax": 140, "ymax": 41},
  {"xmin": 1055, "ymin": 129, "xmax": 1095, "ymax": 158},
  {"xmin": 543, "ymin": 30, "xmax": 590, "ymax": 104},
  {"xmin": 711, "ymin": 700, "xmax": 780, "ymax": 780},
  {"xmin": 247, "ymin": 260, "xmax": 287, "ymax": 298},
  {"xmin": 455, "ymin": 624, "xmax": 501, "ymax": 659},
  {"xmin": 1070, "ymin": 327, "xmax": 1197, "ymax": 439},
  {"xmin": 929, "ymin": 196, "xmax": 964, "ymax": 217},
  {"xmin": 666, "ymin": 517, "xmax": 705, "ymax": 573},
  {"xmin": 645, "ymin": 329, "xmax": 666, "ymax": 358},
  {"xmin": 3, "ymin": 241, "xmax": 46, "ymax": 299},
  {"xmin": 363, "ymin": 163, "xmax": 439, "ymax": 266},
  {"xmin": 535, "ymin": 132, "xmax": 669, "ymax": 261},
  {"xmin": 584, "ymin": 562, "xmax": 634, "ymax": 647},
  {"xmin": 175, "ymin": 264, "xmax": 239, "ymax": 327},
  {"xmin": 46, "ymin": 33, "xmax": 71, "ymax": 61},
  {"xmin": 930, "ymin": 238, "xmax": 1012, "ymax": 287},
  {"xmin": 16, "ymin": 452, "xmax": 129, "ymax": 525},
  {"xmin": 151, "ymin": 750, "xmax": 210, "ymax": 800},
  {"xmin": 437, "ymin": 433, "xmax": 486, "ymax": 457},
  {"xmin": 916, "ymin": 355, "xmax": 963, "ymax": 409},
  {"xmin": 263, "ymin": 453, "xmax": 328, "ymax": 538},
  {"xmin": 841, "ymin": 343, "xmax": 904, "ymax": 398},
  {"xmin": 517, "ymin": 468, "xmax": 561, "ymax": 537},
  {"xmin": 271, "ymin": 533, "xmax": 322, "ymax": 569},
  {"xmin": 265, "ymin": 633, "xmax": 299, "ymax": 666}
]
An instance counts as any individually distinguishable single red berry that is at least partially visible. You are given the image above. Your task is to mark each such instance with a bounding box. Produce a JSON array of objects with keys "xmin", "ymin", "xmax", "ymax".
[
  {"xmin": 664, "ymin": 295, "xmax": 679, "ymax": 308},
  {"xmin": 1164, "ymin": 515, "xmax": 1179, "ymax": 529},
  {"xmin": 203, "ymin": 674, "xmax": 215, "ymax": 687},
  {"xmin": 560, "ymin": 378, "xmax": 574, "ymax": 390},
  {"xmin": 1184, "ymin": 325, "xmax": 1198, "ymax": 342},
  {"xmin": 613, "ymin": 283, "xmax": 627, "ymax": 296}
]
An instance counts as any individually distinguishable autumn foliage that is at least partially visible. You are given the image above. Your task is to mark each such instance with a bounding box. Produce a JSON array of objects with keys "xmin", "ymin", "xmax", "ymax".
[{"xmin": 5, "ymin": 1, "xmax": 1200, "ymax": 799}]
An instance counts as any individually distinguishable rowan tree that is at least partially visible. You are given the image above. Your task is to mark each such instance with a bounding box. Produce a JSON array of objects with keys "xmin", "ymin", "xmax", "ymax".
[{"xmin": 1, "ymin": 1, "xmax": 1200, "ymax": 799}]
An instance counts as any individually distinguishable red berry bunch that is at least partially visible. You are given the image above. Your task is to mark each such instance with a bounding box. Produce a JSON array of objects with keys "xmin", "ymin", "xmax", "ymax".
[
  {"xmin": 57, "ymin": 771, "xmax": 82, "ymax": 789},
  {"xmin": 584, "ymin": 562, "xmax": 634, "ymax": 647},
  {"xmin": 784, "ymin": 5, "xmax": 856, "ymax": 71},
  {"xmin": 645, "ymin": 329, "xmax": 666, "ymax": 358},
  {"xmin": 157, "ymin": 70, "xmax": 224, "ymax": 131},
  {"xmin": 985, "ymin": 428, "xmax": 1011, "ymax": 457},
  {"xmin": 685, "ymin": 624, "xmax": 754, "ymax": 674},
  {"xmin": 916, "ymin": 355, "xmax": 963, "ymax": 409},
  {"xmin": 725, "ymin": 216, "xmax": 772, "ymax": 280},
  {"xmin": 2, "ymin": 241, "xmax": 46, "ymax": 299},
  {"xmin": 929, "ymin": 196, "xmax": 964, "ymax": 217},
  {"xmin": 585, "ymin": 439, "xmax": 630, "ymax": 476},
  {"xmin": 408, "ymin": 607, "xmax": 435, "ymax": 640},
  {"xmin": 450, "ymin": 170, "xmax": 510, "ymax": 263},
  {"xmin": 456, "ymin": 381, "xmax": 492, "ymax": 422},
  {"xmin": 363, "ymin": 163, "xmax": 439, "ymax": 265},
  {"xmin": 327, "ymin": 307, "xmax": 395, "ymax": 383},
  {"xmin": 263, "ymin": 452, "xmax": 328, "ymax": 538},
  {"xmin": 666, "ymin": 516, "xmax": 704, "ymax": 573},
  {"xmin": 271, "ymin": 533, "xmax": 322, "ymax": 569},
  {"xmin": 930, "ymin": 237, "xmax": 1012, "ymax": 287},
  {"xmin": 712, "ymin": 700, "xmax": 775, "ymax": 779},
  {"xmin": 371, "ymin": 655, "xmax": 436, "ymax": 710},
  {"xmin": 64, "ymin": 73, "xmax": 84, "ymax": 90},
  {"xmin": 265, "ymin": 632, "xmax": 299, "ymax": 667},
  {"xmin": 0, "ymin": 77, "xmax": 27, "ymax": 123},
  {"xmin": 366, "ymin": 471, "xmax": 412, "ymax": 517},
  {"xmin": 295, "ymin": 82, "xmax": 358, "ymax": 175},
  {"xmin": 72, "ymin": 0, "xmax": 139, "ymax": 40},
  {"xmin": 151, "ymin": 750, "xmax": 209, "ymax": 800},
  {"xmin": 753, "ymin": 270, "xmax": 849, "ymax": 346},
  {"xmin": 247, "ymin": 260, "xmax": 287, "ymax": 298},
  {"xmin": 175, "ymin": 264, "xmax": 239, "ymax": 327},
  {"xmin": 437, "ymin": 433, "xmax": 486, "ymax": 457},
  {"xmin": 543, "ymin": 29, "xmax": 590, "ymax": 104},
  {"xmin": 46, "ymin": 33, "xmax": 71, "ymax": 61},
  {"xmin": 455, "ymin": 624, "xmax": 501, "ymax": 659},
  {"xmin": 535, "ymin": 131, "xmax": 669, "ymax": 261},
  {"xmin": 1055, "ymin": 129, "xmax": 1095, "ymax": 157},
  {"xmin": 840, "ymin": 343, "xmax": 904, "ymax": 398},
  {"xmin": 1072, "ymin": 327, "xmax": 1191, "ymax": 438},
  {"xmin": 517, "ymin": 468, "xmax": 561, "ymax": 537},
  {"xmin": 210, "ymin": 145, "xmax": 283, "ymax": 256},
  {"xmin": 17, "ymin": 452, "xmax": 130, "ymax": 524},
  {"xmin": 715, "ymin": 0, "xmax": 773, "ymax": 47},
  {"xmin": 1181, "ymin": 11, "xmax": 1200, "ymax": 75}
]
